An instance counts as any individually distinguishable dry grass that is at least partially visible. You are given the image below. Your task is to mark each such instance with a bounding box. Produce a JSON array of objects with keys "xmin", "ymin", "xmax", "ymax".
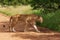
[{"xmin": 0, "ymin": 5, "xmax": 32, "ymax": 16}]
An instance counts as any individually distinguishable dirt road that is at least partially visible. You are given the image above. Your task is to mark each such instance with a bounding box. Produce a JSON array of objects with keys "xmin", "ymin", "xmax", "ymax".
[{"xmin": 0, "ymin": 32, "xmax": 60, "ymax": 40}]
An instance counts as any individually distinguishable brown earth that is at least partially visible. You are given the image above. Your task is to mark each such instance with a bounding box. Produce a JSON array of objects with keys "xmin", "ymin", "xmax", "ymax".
[{"xmin": 0, "ymin": 13, "xmax": 60, "ymax": 40}]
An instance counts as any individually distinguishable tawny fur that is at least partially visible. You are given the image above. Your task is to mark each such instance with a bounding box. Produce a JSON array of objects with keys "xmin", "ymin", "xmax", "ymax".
[{"xmin": 9, "ymin": 14, "xmax": 43, "ymax": 32}]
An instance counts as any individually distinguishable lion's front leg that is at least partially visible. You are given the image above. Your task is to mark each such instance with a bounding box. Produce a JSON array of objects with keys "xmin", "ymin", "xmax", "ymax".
[
  {"xmin": 33, "ymin": 25, "xmax": 40, "ymax": 32},
  {"xmin": 12, "ymin": 27, "xmax": 16, "ymax": 32},
  {"xmin": 10, "ymin": 27, "xmax": 16, "ymax": 32},
  {"xmin": 9, "ymin": 24, "xmax": 16, "ymax": 32},
  {"xmin": 29, "ymin": 21, "xmax": 40, "ymax": 32}
]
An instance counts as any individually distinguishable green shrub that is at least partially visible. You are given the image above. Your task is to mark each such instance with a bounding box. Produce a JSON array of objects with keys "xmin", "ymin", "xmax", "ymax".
[{"xmin": 33, "ymin": 9, "xmax": 60, "ymax": 32}]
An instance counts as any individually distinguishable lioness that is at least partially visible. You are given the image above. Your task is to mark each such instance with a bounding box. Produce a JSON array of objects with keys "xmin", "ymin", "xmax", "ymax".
[{"xmin": 9, "ymin": 14, "xmax": 43, "ymax": 32}]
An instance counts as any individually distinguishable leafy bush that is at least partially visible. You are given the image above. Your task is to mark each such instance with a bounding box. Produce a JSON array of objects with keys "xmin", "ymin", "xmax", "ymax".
[{"xmin": 33, "ymin": 9, "xmax": 60, "ymax": 32}]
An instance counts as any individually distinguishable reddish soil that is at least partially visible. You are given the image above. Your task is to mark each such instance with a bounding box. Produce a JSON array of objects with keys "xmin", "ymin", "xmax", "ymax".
[{"xmin": 0, "ymin": 13, "xmax": 60, "ymax": 40}]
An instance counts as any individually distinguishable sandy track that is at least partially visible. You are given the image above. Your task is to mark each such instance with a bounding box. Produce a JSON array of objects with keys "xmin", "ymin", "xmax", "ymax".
[{"xmin": 0, "ymin": 32, "xmax": 60, "ymax": 40}]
